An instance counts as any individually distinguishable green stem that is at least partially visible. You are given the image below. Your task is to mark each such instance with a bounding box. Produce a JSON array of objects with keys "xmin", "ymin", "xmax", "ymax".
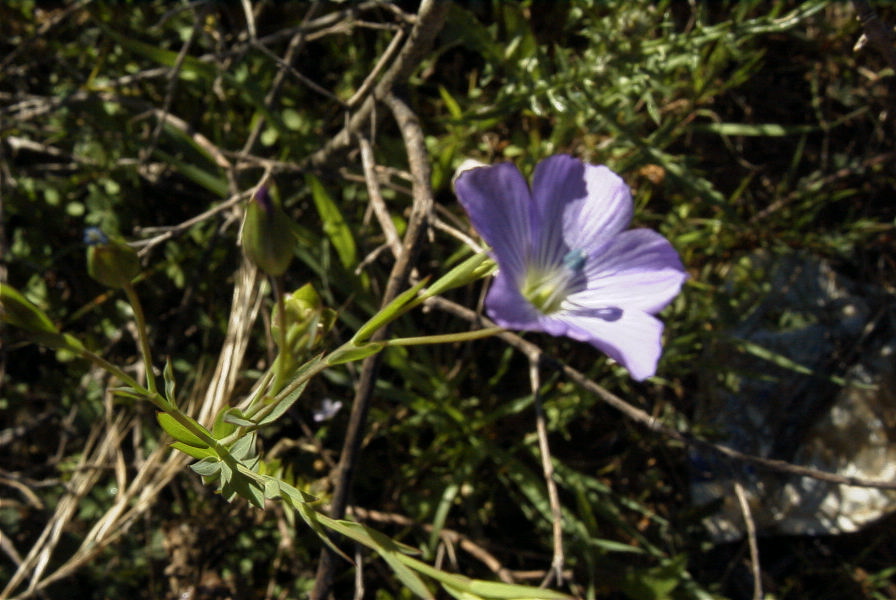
[
  {"xmin": 166, "ymin": 406, "xmax": 230, "ymax": 455},
  {"xmin": 122, "ymin": 281, "xmax": 157, "ymax": 395},
  {"xmin": 77, "ymin": 347, "xmax": 146, "ymax": 395},
  {"xmin": 381, "ymin": 326, "xmax": 504, "ymax": 347},
  {"xmin": 75, "ymin": 346, "xmax": 218, "ymax": 450},
  {"xmin": 270, "ymin": 355, "xmax": 329, "ymax": 405},
  {"xmin": 271, "ymin": 275, "xmax": 291, "ymax": 394}
]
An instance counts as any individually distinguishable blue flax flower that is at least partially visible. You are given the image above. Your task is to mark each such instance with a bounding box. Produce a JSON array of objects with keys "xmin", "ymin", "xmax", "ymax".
[{"xmin": 454, "ymin": 155, "xmax": 686, "ymax": 381}]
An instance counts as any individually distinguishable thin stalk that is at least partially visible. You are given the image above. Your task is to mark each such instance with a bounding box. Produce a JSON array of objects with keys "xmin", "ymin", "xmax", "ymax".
[
  {"xmin": 76, "ymin": 348, "xmax": 145, "ymax": 395},
  {"xmin": 122, "ymin": 281, "xmax": 157, "ymax": 395},
  {"xmin": 381, "ymin": 326, "xmax": 504, "ymax": 347},
  {"xmin": 76, "ymin": 344, "xmax": 222, "ymax": 451},
  {"xmin": 118, "ymin": 281, "xmax": 230, "ymax": 454},
  {"xmin": 271, "ymin": 274, "xmax": 291, "ymax": 393}
]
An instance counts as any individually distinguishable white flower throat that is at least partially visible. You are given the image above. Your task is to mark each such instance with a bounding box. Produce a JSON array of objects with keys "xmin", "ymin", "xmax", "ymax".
[{"xmin": 521, "ymin": 249, "xmax": 587, "ymax": 314}]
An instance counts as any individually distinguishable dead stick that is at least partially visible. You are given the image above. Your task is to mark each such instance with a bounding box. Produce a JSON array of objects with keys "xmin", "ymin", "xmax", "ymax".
[{"xmin": 310, "ymin": 91, "xmax": 435, "ymax": 599}]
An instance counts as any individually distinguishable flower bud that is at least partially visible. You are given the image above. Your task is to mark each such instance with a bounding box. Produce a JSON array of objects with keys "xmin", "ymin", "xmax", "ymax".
[
  {"xmin": 1, "ymin": 285, "xmax": 85, "ymax": 351},
  {"xmin": 241, "ymin": 185, "xmax": 295, "ymax": 276},
  {"xmin": 85, "ymin": 227, "xmax": 140, "ymax": 288},
  {"xmin": 272, "ymin": 284, "xmax": 336, "ymax": 352}
]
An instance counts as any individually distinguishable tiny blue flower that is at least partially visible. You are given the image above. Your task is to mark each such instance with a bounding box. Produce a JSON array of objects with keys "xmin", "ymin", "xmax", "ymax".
[
  {"xmin": 83, "ymin": 227, "xmax": 109, "ymax": 246},
  {"xmin": 313, "ymin": 397, "xmax": 343, "ymax": 422},
  {"xmin": 454, "ymin": 155, "xmax": 687, "ymax": 380}
]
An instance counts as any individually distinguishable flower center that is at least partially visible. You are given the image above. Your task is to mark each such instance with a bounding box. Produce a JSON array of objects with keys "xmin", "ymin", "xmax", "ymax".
[{"xmin": 520, "ymin": 249, "xmax": 587, "ymax": 314}]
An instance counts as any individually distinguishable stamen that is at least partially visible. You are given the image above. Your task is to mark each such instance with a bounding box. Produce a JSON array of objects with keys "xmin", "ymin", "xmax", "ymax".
[
  {"xmin": 562, "ymin": 248, "xmax": 587, "ymax": 272},
  {"xmin": 522, "ymin": 249, "xmax": 588, "ymax": 314}
]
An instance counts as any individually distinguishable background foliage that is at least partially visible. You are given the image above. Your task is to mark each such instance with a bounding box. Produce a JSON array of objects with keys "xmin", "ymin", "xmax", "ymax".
[{"xmin": 2, "ymin": 1, "xmax": 896, "ymax": 599}]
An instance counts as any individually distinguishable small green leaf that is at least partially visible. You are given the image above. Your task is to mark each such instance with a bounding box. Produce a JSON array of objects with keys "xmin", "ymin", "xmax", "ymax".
[
  {"xmin": 253, "ymin": 355, "xmax": 324, "ymax": 426},
  {"xmin": 421, "ymin": 251, "xmax": 494, "ymax": 299},
  {"xmin": 212, "ymin": 410, "xmax": 239, "ymax": 438},
  {"xmin": 222, "ymin": 407, "xmax": 256, "ymax": 428},
  {"xmin": 0, "ymin": 284, "xmax": 58, "ymax": 335},
  {"xmin": 111, "ymin": 386, "xmax": 146, "ymax": 401},
  {"xmin": 326, "ymin": 342, "xmax": 384, "ymax": 366},
  {"xmin": 275, "ymin": 479, "xmax": 317, "ymax": 505},
  {"xmin": 218, "ymin": 460, "xmax": 234, "ymax": 486},
  {"xmin": 262, "ymin": 476, "xmax": 280, "ymax": 500},
  {"xmin": 228, "ymin": 433, "xmax": 256, "ymax": 462},
  {"xmin": 328, "ymin": 521, "xmax": 432, "ymax": 598},
  {"xmin": 163, "ymin": 358, "xmax": 177, "ymax": 403},
  {"xmin": 617, "ymin": 555, "xmax": 686, "ymax": 600},
  {"xmin": 171, "ymin": 442, "xmax": 217, "ymax": 461},
  {"xmin": 190, "ymin": 457, "xmax": 222, "ymax": 477},
  {"xmin": 153, "ymin": 149, "xmax": 229, "ymax": 196},
  {"xmin": 256, "ymin": 378, "xmax": 308, "ymax": 426},
  {"xmin": 157, "ymin": 412, "xmax": 210, "ymax": 448},
  {"xmin": 222, "ymin": 473, "xmax": 265, "ymax": 509},
  {"xmin": 293, "ymin": 503, "xmax": 355, "ymax": 564},
  {"xmin": 352, "ymin": 277, "xmax": 430, "ymax": 344},
  {"xmin": 0, "ymin": 285, "xmax": 85, "ymax": 351},
  {"xmin": 438, "ymin": 85, "xmax": 463, "ymax": 119},
  {"xmin": 465, "ymin": 579, "xmax": 572, "ymax": 599}
]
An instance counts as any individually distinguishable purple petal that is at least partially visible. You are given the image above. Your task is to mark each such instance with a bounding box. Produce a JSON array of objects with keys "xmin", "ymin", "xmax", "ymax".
[
  {"xmin": 529, "ymin": 155, "xmax": 586, "ymax": 267},
  {"xmin": 574, "ymin": 229, "xmax": 687, "ymax": 314},
  {"xmin": 484, "ymin": 271, "xmax": 542, "ymax": 330},
  {"xmin": 454, "ymin": 162, "xmax": 532, "ymax": 282},
  {"xmin": 530, "ymin": 156, "xmax": 633, "ymax": 262},
  {"xmin": 543, "ymin": 309, "xmax": 666, "ymax": 381}
]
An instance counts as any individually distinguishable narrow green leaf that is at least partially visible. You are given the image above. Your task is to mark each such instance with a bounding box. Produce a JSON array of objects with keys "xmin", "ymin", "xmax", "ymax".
[
  {"xmin": 465, "ymin": 579, "xmax": 572, "ymax": 599},
  {"xmin": 222, "ymin": 473, "xmax": 265, "ymax": 509},
  {"xmin": 228, "ymin": 433, "xmax": 256, "ymax": 462},
  {"xmin": 731, "ymin": 337, "xmax": 854, "ymax": 387},
  {"xmin": 257, "ymin": 379, "xmax": 309, "ymax": 426},
  {"xmin": 0, "ymin": 285, "xmax": 85, "ymax": 351},
  {"xmin": 212, "ymin": 410, "xmax": 239, "ymax": 438},
  {"xmin": 293, "ymin": 503, "xmax": 355, "ymax": 564},
  {"xmin": 276, "ymin": 479, "xmax": 317, "ymax": 505},
  {"xmin": 407, "ymin": 552, "xmax": 571, "ymax": 599},
  {"xmin": 1, "ymin": 284, "xmax": 58, "ymax": 335},
  {"xmin": 190, "ymin": 457, "xmax": 222, "ymax": 477},
  {"xmin": 692, "ymin": 122, "xmax": 812, "ymax": 137},
  {"xmin": 162, "ymin": 358, "xmax": 176, "ymax": 403},
  {"xmin": 421, "ymin": 251, "xmax": 494, "ymax": 300},
  {"xmin": 441, "ymin": 585, "xmax": 480, "ymax": 600},
  {"xmin": 325, "ymin": 342, "xmax": 384, "ymax": 366},
  {"xmin": 307, "ymin": 174, "xmax": 356, "ymax": 269},
  {"xmin": 352, "ymin": 277, "xmax": 430, "ymax": 343},
  {"xmin": 111, "ymin": 386, "xmax": 146, "ymax": 401},
  {"xmin": 428, "ymin": 484, "xmax": 459, "ymax": 557},
  {"xmin": 105, "ymin": 30, "xmax": 217, "ymax": 80},
  {"xmin": 379, "ymin": 550, "xmax": 434, "ymax": 599},
  {"xmin": 322, "ymin": 518, "xmax": 420, "ymax": 555},
  {"xmin": 153, "ymin": 149, "xmax": 229, "ymax": 196},
  {"xmin": 438, "ymin": 85, "xmax": 463, "ymax": 119},
  {"xmin": 262, "ymin": 477, "xmax": 280, "ymax": 500},
  {"xmin": 326, "ymin": 520, "xmax": 432, "ymax": 598},
  {"xmin": 217, "ymin": 460, "xmax": 233, "ymax": 486},
  {"xmin": 255, "ymin": 355, "xmax": 325, "ymax": 425},
  {"xmin": 246, "ymin": 482, "xmax": 266, "ymax": 509},
  {"xmin": 222, "ymin": 407, "xmax": 256, "ymax": 428},
  {"xmin": 171, "ymin": 442, "xmax": 217, "ymax": 461},
  {"xmin": 156, "ymin": 412, "xmax": 210, "ymax": 448}
]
